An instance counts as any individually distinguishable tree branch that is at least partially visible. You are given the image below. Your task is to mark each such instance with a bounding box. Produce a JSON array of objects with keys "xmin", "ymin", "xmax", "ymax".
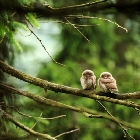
[
  {"xmin": 0, "ymin": 82, "xmax": 102, "ymax": 119},
  {"xmin": 0, "ymin": 60, "xmax": 140, "ymax": 108},
  {"xmin": 0, "ymin": 82, "xmax": 140, "ymax": 131},
  {"xmin": 64, "ymin": 17, "xmax": 90, "ymax": 43},
  {"xmin": 0, "ymin": 108, "xmax": 56, "ymax": 140},
  {"xmin": 54, "ymin": 128, "xmax": 79, "ymax": 139},
  {"xmin": 43, "ymin": 0, "xmax": 107, "ymax": 10},
  {"xmin": 2, "ymin": 0, "xmax": 140, "ymax": 17},
  {"xmin": 3, "ymin": 105, "xmax": 66, "ymax": 120}
]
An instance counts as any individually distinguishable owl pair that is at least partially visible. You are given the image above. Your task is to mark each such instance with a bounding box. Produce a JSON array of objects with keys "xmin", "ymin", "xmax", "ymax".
[{"xmin": 80, "ymin": 70, "xmax": 118, "ymax": 93}]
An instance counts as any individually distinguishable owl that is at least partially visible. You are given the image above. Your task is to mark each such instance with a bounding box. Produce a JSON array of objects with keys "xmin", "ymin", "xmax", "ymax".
[
  {"xmin": 98, "ymin": 72, "xmax": 118, "ymax": 93},
  {"xmin": 80, "ymin": 70, "xmax": 96, "ymax": 91}
]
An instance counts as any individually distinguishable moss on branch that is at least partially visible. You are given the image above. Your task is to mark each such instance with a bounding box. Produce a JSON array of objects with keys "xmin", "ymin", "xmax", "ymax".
[
  {"xmin": 0, "ymin": 82, "xmax": 140, "ymax": 131},
  {"xmin": 0, "ymin": 60, "xmax": 140, "ymax": 109}
]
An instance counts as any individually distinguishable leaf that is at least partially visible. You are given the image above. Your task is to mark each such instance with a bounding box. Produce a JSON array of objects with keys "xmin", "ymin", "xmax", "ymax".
[
  {"xmin": 13, "ymin": 21, "xmax": 29, "ymax": 31},
  {"xmin": 26, "ymin": 13, "xmax": 40, "ymax": 29},
  {"xmin": 11, "ymin": 38, "xmax": 23, "ymax": 52}
]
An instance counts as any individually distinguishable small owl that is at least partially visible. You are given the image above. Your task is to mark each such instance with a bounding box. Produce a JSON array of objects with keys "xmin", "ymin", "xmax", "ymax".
[
  {"xmin": 98, "ymin": 72, "xmax": 118, "ymax": 93},
  {"xmin": 80, "ymin": 70, "xmax": 96, "ymax": 91}
]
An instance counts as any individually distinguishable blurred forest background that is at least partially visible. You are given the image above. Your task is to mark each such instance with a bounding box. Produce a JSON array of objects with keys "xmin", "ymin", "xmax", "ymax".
[{"xmin": 0, "ymin": 0, "xmax": 140, "ymax": 140}]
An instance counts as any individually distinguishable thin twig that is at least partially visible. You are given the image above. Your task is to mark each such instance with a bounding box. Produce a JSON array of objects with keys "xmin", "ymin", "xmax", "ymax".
[
  {"xmin": 55, "ymin": 128, "xmax": 79, "ymax": 138},
  {"xmin": 0, "ymin": 33, "xmax": 5, "ymax": 44},
  {"xmin": 27, "ymin": 26, "xmax": 65, "ymax": 66},
  {"xmin": 0, "ymin": 108, "xmax": 56, "ymax": 140},
  {"xmin": 41, "ymin": 115, "xmax": 66, "ymax": 120},
  {"xmin": 96, "ymin": 100, "xmax": 135, "ymax": 140},
  {"xmin": 24, "ymin": 15, "xmax": 65, "ymax": 66},
  {"xmin": 44, "ymin": 0, "xmax": 107, "ymax": 10},
  {"xmin": 16, "ymin": 32, "xmax": 32, "ymax": 37},
  {"xmin": 39, "ymin": 20, "xmax": 100, "ymax": 27},
  {"xmin": 65, "ymin": 15, "xmax": 128, "ymax": 32},
  {"xmin": 22, "ymin": 112, "xmax": 43, "ymax": 138},
  {"xmin": 64, "ymin": 17, "xmax": 90, "ymax": 43},
  {"xmin": 5, "ymin": 105, "xmax": 66, "ymax": 120}
]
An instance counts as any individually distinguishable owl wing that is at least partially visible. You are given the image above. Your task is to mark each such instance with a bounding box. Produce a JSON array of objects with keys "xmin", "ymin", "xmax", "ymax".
[
  {"xmin": 105, "ymin": 82, "xmax": 117, "ymax": 89},
  {"xmin": 100, "ymin": 77, "xmax": 117, "ymax": 88},
  {"xmin": 91, "ymin": 75, "xmax": 96, "ymax": 89},
  {"xmin": 80, "ymin": 77, "xmax": 87, "ymax": 89}
]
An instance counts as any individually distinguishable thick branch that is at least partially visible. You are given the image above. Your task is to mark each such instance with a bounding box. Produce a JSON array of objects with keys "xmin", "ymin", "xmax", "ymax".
[
  {"xmin": 0, "ymin": 82, "xmax": 102, "ymax": 118},
  {"xmin": 0, "ymin": 109, "xmax": 56, "ymax": 140},
  {"xmin": 0, "ymin": 60, "xmax": 140, "ymax": 108},
  {"xmin": 1, "ymin": 1, "xmax": 140, "ymax": 17},
  {"xmin": 0, "ymin": 82, "xmax": 140, "ymax": 131}
]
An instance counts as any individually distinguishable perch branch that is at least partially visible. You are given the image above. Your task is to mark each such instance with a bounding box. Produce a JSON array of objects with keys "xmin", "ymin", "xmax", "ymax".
[
  {"xmin": 0, "ymin": 82, "xmax": 140, "ymax": 131},
  {"xmin": 0, "ymin": 60, "xmax": 140, "ymax": 108},
  {"xmin": 0, "ymin": 82, "xmax": 102, "ymax": 119}
]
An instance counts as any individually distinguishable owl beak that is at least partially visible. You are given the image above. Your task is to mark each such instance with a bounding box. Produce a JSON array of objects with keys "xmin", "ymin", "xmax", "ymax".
[
  {"xmin": 104, "ymin": 76, "xmax": 107, "ymax": 79},
  {"xmin": 84, "ymin": 76, "xmax": 88, "ymax": 79}
]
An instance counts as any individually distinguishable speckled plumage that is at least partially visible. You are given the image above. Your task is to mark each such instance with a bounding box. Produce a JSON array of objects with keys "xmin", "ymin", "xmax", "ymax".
[
  {"xmin": 80, "ymin": 70, "xmax": 96, "ymax": 91},
  {"xmin": 98, "ymin": 72, "xmax": 118, "ymax": 93}
]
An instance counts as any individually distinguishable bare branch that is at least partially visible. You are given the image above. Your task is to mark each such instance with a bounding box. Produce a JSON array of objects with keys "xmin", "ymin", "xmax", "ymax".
[
  {"xmin": 65, "ymin": 15, "xmax": 128, "ymax": 32},
  {"xmin": 96, "ymin": 100, "xmax": 135, "ymax": 140},
  {"xmin": 0, "ymin": 60, "xmax": 140, "ymax": 109},
  {"xmin": 0, "ymin": 82, "xmax": 140, "ymax": 131},
  {"xmin": 43, "ymin": 0, "xmax": 107, "ymax": 10},
  {"xmin": 39, "ymin": 20, "xmax": 99, "ymax": 27},
  {"xmin": 0, "ymin": 108, "xmax": 56, "ymax": 140},
  {"xmin": 22, "ymin": 112, "xmax": 43, "ymax": 138},
  {"xmin": 1, "ymin": 1, "xmax": 140, "ymax": 19},
  {"xmin": 64, "ymin": 17, "xmax": 90, "ymax": 43},
  {"xmin": 0, "ymin": 82, "xmax": 102, "ymax": 119},
  {"xmin": 55, "ymin": 128, "xmax": 79, "ymax": 138},
  {"xmin": 24, "ymin": 16, "xmax": 66, "ymax": 67},
  {"xmin": 96, "ymin": 91, "xmax": 140, "ymax": 99},
  {"xmin": 4, "ymin": 105, "xmax": 66, "ymax": 120}
]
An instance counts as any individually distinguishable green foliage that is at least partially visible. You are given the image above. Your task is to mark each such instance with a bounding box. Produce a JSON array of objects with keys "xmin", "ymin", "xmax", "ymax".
[
  {"xmin": 1, "ymin": 0, "xmax": 140, "ymax": 140},
  {"xmin": 0, "ymin": 0, "xmax": 40, "ymax": 52},
  {"xmin": 35, "ymin": 8, "xmax": 140, "ymax": 140},
  {"xmin": 26, "ymin": 13, "xmax": 40, "ymax": 29}
]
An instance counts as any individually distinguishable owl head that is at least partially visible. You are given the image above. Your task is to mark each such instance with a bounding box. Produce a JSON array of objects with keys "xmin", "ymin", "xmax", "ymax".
[
  {"xmin": 82, "ymin": 70, "xmax": 94, "ymax": 78},
  {"xmin": 100, "ymin": 72, "xmax": 112, "ymax": 79}
]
